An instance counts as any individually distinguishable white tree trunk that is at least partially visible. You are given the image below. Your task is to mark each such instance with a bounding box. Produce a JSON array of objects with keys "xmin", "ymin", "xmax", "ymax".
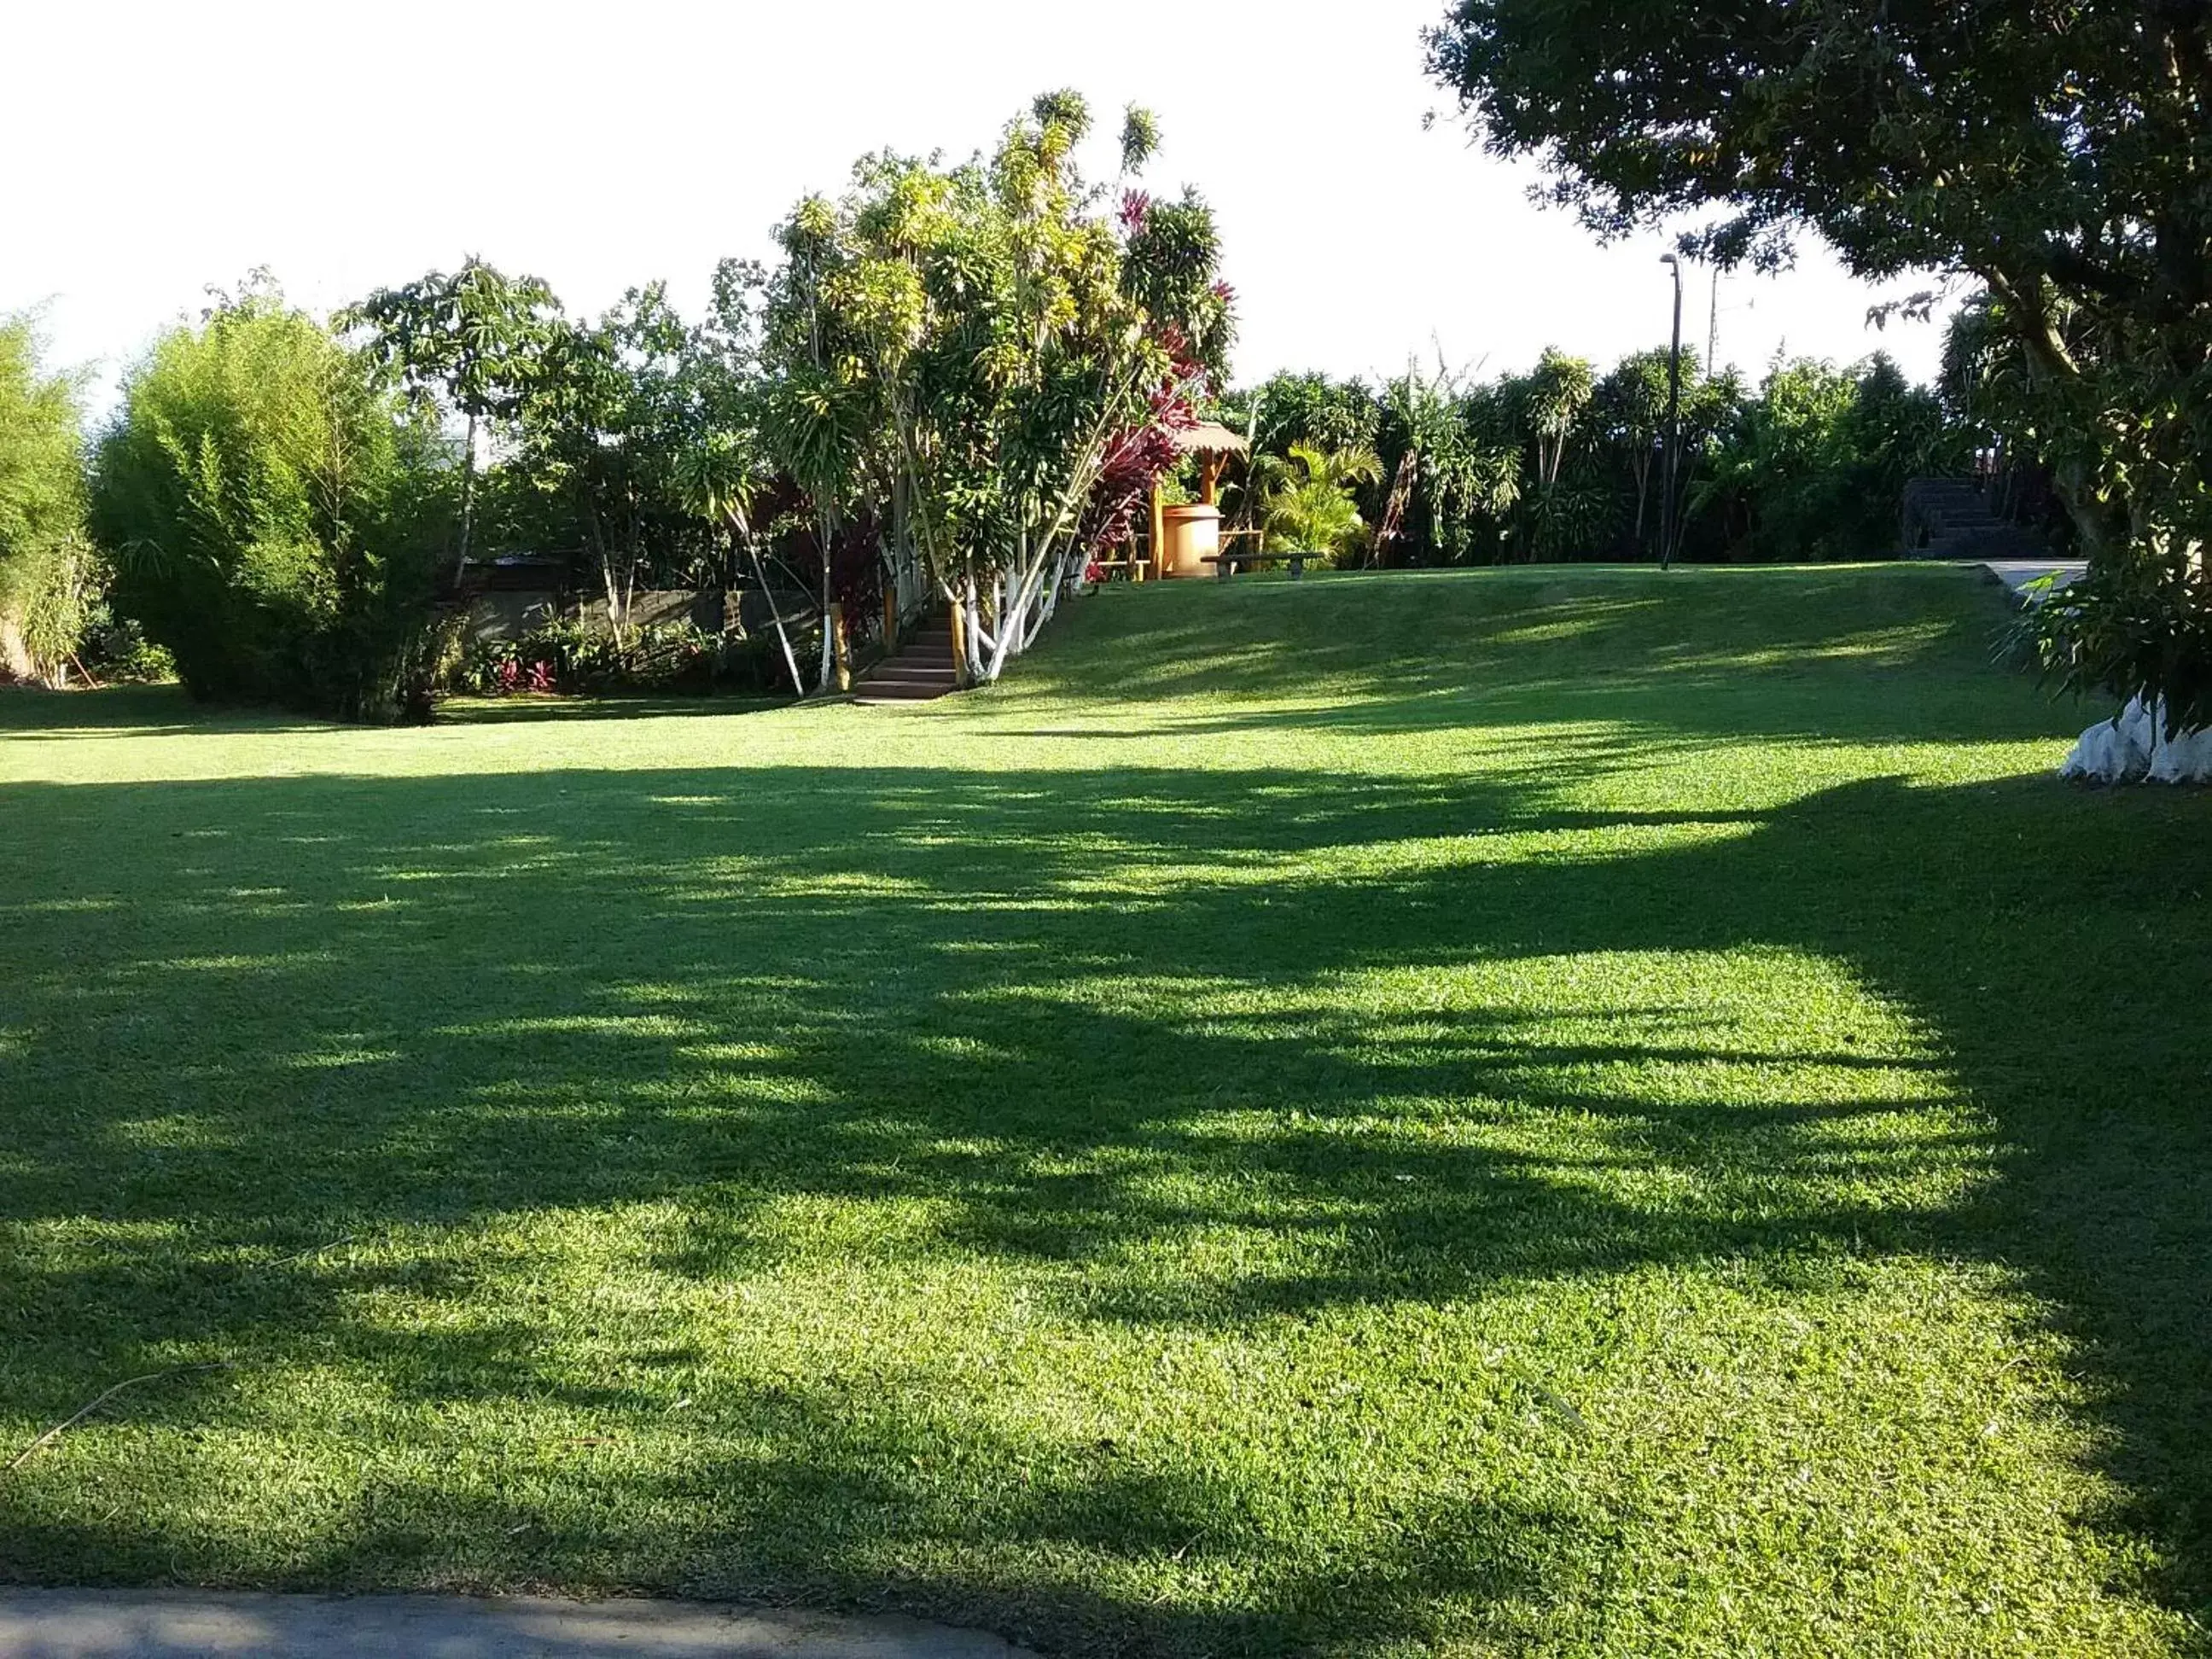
[
  {"xmin": 741, "ymin": 537, "xmax": 806, "ymax": 698},
  {"xmin": 817, "ymin": 537, "xmax": 835, "ymax": 692}
]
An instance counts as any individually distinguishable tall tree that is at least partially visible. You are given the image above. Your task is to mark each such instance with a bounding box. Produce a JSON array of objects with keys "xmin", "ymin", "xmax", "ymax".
[
  {"xmin": 341, "ymin": 259, "xmax": 561, "ymax": 568},
  {"xmin": 748, "ymin": 92, "xmax": 1234, "ymax": 684},
  {"xmin": 1595, "ymin": 349, "xmax": 1679, "ymax": 553},
  {"xmin": 512, "ymin": 284, "xmax": 698, "ymax": 639}
]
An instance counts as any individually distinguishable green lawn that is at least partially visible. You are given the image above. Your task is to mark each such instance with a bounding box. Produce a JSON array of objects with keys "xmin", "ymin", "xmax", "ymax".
[{"xmin": 2, "ymin": 565, "xmax": 2207, "ymax": 1656}]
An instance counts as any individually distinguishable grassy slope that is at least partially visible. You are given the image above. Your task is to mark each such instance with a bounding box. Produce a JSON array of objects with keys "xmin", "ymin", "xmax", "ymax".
[{"xmin": 0, "ymin": 566, "xmax": 2206, "ymax": 1657}]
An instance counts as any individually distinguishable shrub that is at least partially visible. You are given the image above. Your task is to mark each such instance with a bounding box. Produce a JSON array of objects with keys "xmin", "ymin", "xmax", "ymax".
[
  {"xmin": 90, "ymin": 282, "xmax": 457, "ymax": 722},
  {"xmin": 451, "ymin": 618, "xmax": 733, "ymax": 697}
]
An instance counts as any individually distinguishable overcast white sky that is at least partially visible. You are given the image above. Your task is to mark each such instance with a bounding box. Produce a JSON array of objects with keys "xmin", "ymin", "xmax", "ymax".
[{"xmin": 6, "ymin": 0, "xmax": 1956, "ymax": 411}]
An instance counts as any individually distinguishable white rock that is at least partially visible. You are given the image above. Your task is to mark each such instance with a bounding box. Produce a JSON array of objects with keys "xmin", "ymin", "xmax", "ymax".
[
  {"xmin": 2149, "ymin": 719, "xmax": 2212, "ymax": 784},
  {"xmin": 2062, "ymin": 696, "xmax": 2212, "ymax": 783}
]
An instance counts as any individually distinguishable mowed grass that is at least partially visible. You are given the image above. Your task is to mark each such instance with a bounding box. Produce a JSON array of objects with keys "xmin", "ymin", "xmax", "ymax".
[{"xmin": 1, "ymin": 565, "xmax": 2207, "ymax": 1656}]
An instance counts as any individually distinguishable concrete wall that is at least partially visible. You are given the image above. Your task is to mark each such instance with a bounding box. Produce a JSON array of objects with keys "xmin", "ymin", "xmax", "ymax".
[
  {"xmin": 576, "ymin": 591, "xmax": 727, "ymax": 633},
  {"xmin": 463, "ymin": 591, "xmax": 562, "ymax": 643},
  {"xmin": 466, "ymin": 588, "xmax": 821, "ymax": 643}
]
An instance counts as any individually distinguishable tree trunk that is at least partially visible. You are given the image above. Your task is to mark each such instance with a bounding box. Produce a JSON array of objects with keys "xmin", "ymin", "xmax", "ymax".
[
  {"xmin": 818, "ymin": 526, "xmax": 835, "ymax": 693},
  {"xmin": 0, "ymin": 606, "xmax": 35, "ymax": 684},
  {"xmin": 962, "ymin": 583, "xmax": 987, "ymax": 684},
  {"xmin": 457, "ymin": 410, "xmax": 480, "ymax": 568},
  {"xmin": 742, "ymin": 536, "xmax": 806, "ymax": 697},
  {"xmin": 1373, "ymin": 449, "xmax": 1419, "ymax": 568}
]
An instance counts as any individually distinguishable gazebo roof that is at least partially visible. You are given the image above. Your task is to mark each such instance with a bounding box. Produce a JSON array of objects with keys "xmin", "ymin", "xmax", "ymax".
[{"xmin": 1173, "ymin": 422, "xmax": 1250, "ymax": 457}]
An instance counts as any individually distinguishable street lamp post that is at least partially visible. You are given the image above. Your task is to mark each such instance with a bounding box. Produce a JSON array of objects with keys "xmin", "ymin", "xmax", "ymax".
[{"xmin": 1660, "ymin": 254, "xmax": 1685, "ymax": 571}]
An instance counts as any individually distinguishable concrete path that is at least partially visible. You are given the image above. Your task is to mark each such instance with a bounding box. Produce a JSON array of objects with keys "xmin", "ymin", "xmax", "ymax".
[
  {"xmin": 1982, "ymin": 558, "xmax": 2087, "ymax": 598},
  {"xmin": 0, "ymin": 1591, "xmax": 1039, "ymax": 1659}
]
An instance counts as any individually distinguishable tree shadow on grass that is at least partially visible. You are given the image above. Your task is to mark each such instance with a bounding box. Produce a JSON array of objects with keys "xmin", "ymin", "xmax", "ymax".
[
  {"xmin": 0, "ymin": 746, "xmax": 2206, "ymax": 1649},
  {"xmin": 433, "ymin": 695, "xmax": 785, "ymax": 726},
  {"xmin": 987, "ymin": 564, "xmax": 2096, "ymax": 747},
  {"xmin": 0, "ymin": 684, "xmax": 331, "ymax": 742}
]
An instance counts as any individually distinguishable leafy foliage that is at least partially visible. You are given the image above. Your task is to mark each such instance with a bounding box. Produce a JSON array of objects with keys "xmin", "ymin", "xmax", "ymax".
[
  {"xmin": 1426, "ymin": 0, "xmax": 2212, "ymax": 719},
  {"xmin": 1223, "ymin": 348, "xmax": 1963, "ymax": 568},
  {"xmin": 1693, "ymin": 355, "xmax": 1965, "ymax": 562},
  {"xmin": 747, "ymin": 92, "xmax": 1237, "ymax": 680},
  {"xmin": 452, "ymin": 616, "xmax": 753, "ymax": 698},
  {"xmin": 0, "ymin": 317, "xmax": 94, "ymax": 684},
  {"xmin": 1256, "ymin": 441, "xmax": 1382, "ymax": 561},
  {"xmin": 513, "ymin": 284, "xmax": 708, "ymax": 637},
  {"xmin": 90, "ymin": 282, "xmax": 456, "ymax": 721},
  {"xmin": 341, "ymin": 259, "xmax": 561, "ymax": 564}
]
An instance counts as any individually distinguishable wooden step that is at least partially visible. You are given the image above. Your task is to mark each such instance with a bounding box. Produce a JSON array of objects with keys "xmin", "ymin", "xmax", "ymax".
[
  {"xmin": 855, "ymin": 680, "xmax": 955, "ymax": 702},
  {"xmin": 864, "ymin": 671, "xmax": 957, "ymax": 691},
  {"xmin": 856, "ymin": 614, "xmax": 963, "ymax": 702}
]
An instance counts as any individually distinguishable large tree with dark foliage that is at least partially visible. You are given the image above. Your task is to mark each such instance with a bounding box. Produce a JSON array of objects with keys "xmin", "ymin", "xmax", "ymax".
[{"xmin": 1428, "ymin": 0, "xmax": 2212, "ymax": 728}]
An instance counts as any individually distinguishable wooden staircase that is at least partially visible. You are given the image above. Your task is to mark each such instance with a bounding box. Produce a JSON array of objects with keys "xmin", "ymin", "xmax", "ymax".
[{"xmin": 855, "ymin": 615, "xmax": 959, "ymax": 703}]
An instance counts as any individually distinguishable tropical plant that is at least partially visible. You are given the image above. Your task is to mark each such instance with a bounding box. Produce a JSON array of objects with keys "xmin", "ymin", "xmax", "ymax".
[
  {"xmin": 511, "ymin": 284, "xmax": 701, "ymax": 641},
  {"xmin": 0, "ymin": 316, "xmax": 93, "ymax": 684},
  {"xmin": 90, "ymin": 280, "xmax": 455, "ymax": 720},
  {"xmin": 1373, "ymin": 363, "xmax": 1519, "ymax": 566},
  {"xmin": 1521, "ymin": 348, "xmax": 1594, "ymax": 493},
  {"xmin": 747, "ymin": 92, "xmax": 1235, "ymax": 684},
  {"xmin": 341, "ymin": 259, "xmax": 561, "ymax": 566},
  {"xmin": 1258, "ymin": 441, "xmax": 1383, "ymax": 561},
  {"xmin": 1691, "ymin": 354, "xmax": 1965, "ymax": 562},
  {"xmin": 1595, "ymin": 349, "xmax": 1676, "ymax": 553}
]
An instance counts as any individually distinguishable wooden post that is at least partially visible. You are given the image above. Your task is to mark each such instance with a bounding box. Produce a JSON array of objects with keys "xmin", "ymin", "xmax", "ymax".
[
  {"xmin": 830, "ymin": 602, "xmax": 851, "ymax": 693},
  {"xmin": 1200, "ymin": 454, "xmax": 1223, "ymax": 506},
  {"xmin": 949, "ymin": 601, "xmax": 971, "ymax": 690},
  {"xmin": 882, "ymin": 587, "xmax": 899, "ymax": 649},
  {"xmin": 1148, "ymin": 481, "xmax": 1166, "ymax": 582}
]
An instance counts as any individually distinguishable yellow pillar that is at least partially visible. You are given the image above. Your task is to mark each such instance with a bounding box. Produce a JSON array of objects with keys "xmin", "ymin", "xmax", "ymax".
[{"xmin": 1147, "ymin": 482, "xmax": 1166, "ymax": 581}]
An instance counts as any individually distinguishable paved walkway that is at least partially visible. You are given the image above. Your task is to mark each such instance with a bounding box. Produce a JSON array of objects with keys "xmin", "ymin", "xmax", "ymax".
[
  {"xmin": 0, "ymin": 1591, "xmax": 1039, "ymax": 1659},
  {"xmin": 1982, "ymin": 558, "xmax": 2087, "ymax": 598}
]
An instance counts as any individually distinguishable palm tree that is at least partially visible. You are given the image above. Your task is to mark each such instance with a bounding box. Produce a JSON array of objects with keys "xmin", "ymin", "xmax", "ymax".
[{"xmin": 1258, "ymin": 441, "xmax": 1383, "ymax": 562}]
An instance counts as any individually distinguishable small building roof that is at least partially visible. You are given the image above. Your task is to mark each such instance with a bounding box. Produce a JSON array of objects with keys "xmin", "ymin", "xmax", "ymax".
[{"xmin": 1173, "ymin": 422, "xmax": 1250, "ymax": 456}]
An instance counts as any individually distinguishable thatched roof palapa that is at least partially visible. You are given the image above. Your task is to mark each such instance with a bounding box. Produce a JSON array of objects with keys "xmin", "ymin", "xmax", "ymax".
[{"xmin": 1173, "ymin": 422, "xmax": 1250, "ymax": 457}]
